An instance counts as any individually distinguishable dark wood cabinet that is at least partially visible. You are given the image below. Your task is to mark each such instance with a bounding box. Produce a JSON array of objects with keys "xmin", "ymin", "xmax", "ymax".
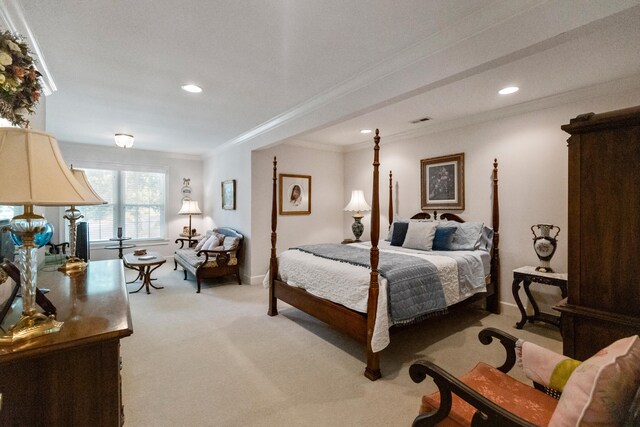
[
  {"xmin": 0, "ymin": 260, "xmax": 133, "ymax": 426},
  {"xmin": 556, "ymin": 106, "xmax": 640, "ymax": 360}
]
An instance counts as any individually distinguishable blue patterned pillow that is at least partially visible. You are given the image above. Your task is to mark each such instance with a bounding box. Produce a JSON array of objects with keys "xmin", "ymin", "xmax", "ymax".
[
  {"xmin": 432, "ymin": 226, "xmax": 457, "ymax": 250},
  {"xmin": 390, "ymin": 222, "xmax": 409, "ymax": 246}
]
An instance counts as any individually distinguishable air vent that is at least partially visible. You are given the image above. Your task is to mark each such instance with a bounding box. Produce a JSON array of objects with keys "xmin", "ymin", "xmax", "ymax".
[{"xmin": 409, "ymin": 116, "xmax": 432, "ymax": 124}]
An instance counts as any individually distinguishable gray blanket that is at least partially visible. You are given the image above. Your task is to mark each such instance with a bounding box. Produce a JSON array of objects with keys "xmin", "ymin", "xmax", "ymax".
[{"xmin": 292, "ymin": 244, "xmax": 447, "ymax": 323}]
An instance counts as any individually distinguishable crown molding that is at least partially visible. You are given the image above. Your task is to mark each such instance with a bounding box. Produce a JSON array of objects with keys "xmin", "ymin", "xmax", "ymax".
[
  {"xmin": 0, "ymin": 0, "xmax": 57, "ymax": 96},
  {"xmin": 344, "ymin": 74, "xmax": 640, "ymax": 152}
]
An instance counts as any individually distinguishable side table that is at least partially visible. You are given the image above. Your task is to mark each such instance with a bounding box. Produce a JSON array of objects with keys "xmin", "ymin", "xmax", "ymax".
[
  {"xmin": 105, "ymin": 237, "xmax": 135, "ymax": 259},
  {"xmin": 512, "ymin": 266, "xmax": 567, "ymax": 329},
  {"xmin": 175, "ymin": 234, "xmax": 201, "ymax": 249}
]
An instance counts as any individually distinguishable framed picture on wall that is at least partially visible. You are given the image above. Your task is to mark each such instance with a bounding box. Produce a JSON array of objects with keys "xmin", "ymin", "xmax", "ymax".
[
  {"xmin": 221, "ymin": 179, "xmax": 236, "ymax": 210},
  {"xmin": 279, "ymin": 174, "xmax": 311, "ymax": 215},
  {"xmin": 420, "ymin": 153, "xmax": 465, "ymax": 210}
]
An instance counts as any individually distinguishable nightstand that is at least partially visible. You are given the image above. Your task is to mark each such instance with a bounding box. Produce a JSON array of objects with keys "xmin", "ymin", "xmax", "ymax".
[
  {"xmin": 512, "ymin": 266, "xmax": 567, "ymax": 330},
  {"xmin": 341, "ymin": 239, "xmax": 357, "ymax": 244}
]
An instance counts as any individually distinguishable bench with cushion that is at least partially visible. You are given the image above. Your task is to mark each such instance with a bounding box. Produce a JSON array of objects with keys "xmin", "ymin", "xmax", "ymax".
[{"xmin": 174, "ymin": 227, "xmax": 243, "ymax": 293}]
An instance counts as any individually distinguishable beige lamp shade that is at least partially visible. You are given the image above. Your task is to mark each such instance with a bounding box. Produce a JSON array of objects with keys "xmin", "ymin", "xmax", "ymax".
[
  {"xmin": 70, "ymin": 166, "xmax": 107, "ymax": 205},
  {"xmin": 0, "ymin": 127, "xmax": 101, "ymax": 206},
  {"xmin": 178, "ymin": 200, "xmax": 202, "ymax": 215},
  {"xmin": 344, "ymin": 190, "xmax": 371, "ymax": 212}
]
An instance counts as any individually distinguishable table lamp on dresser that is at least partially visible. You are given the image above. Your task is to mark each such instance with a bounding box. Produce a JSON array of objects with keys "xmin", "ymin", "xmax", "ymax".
[
  {"xmin": 0, "ymin": 127, "xmax": 101, "ymax": 342},
  {"xmin": 58, "ymin": 166, "xmax": 107, "ymax": 274}
]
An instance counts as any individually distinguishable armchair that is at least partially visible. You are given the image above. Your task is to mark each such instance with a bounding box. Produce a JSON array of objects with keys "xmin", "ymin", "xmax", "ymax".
[
  {"xmin": 174, "ymin": 227, "xmax": 243, "ymax": 293},
  {"xmin": 410, "ymin": 328, "xmax": 640, "ymax": 426}
]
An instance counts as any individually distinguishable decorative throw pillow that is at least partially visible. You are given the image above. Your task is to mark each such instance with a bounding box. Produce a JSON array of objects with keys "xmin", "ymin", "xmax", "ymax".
[
  {"xmin": 549, "ymin": 335, "xmax": 640, "ymax": 426},
  {"xmin": 402, "ymin": 221, "xmax": 438, "ymax": 251},
  {"xmin": 478, "ymin": 225, "xmax": 495, "ymax": 252},
  {"xmin": 223, "ymin": 235, "xmax": 240, "ymax": 251},
  {"xmin": 202, "ymin": 235, "xmax": 221, "ymax": 251},
  {"xmin": 386, "ymin": 218, "xmax": 408, "ymax": 241},
  {"xmin": 432, "ymin": 226, "xmax": 457, "ymax": 251},
  {"xmin": 444, "ymin": 221, "xmax": 484, "ymax": 251},
  {"xmin": 516, "ymin": 339, "xmax": 581, "ymax": 392},
  {"xmin": 390, "ymin": 222, "xmax": 409, "ymax": 246},
  {"xmin": 194, "ymin": 234, "xmax": 213, "ymax": 251}
]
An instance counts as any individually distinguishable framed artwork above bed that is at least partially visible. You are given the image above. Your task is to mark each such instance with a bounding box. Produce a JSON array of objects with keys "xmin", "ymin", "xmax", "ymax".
[
  {"xmin": 420, "ymin": 153, "xmax": 465, "ymax": 210},
  {"xmin": 279, "ymin": 173, "xmax": 311, "ymax": 215}
]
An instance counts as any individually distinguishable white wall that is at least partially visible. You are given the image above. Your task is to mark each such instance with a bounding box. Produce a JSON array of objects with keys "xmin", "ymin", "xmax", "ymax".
[
  {"xmin": 251, "ymin": 143, "xmax": 345, "ymax": 282},
  {"xmin": 202, "ymin": 144, "xmax": 252, "ymax": 280},
  {"xmin": 52, "ymin": 142, "xmax": 203, "ymax": 260},
  {"xmin": 344, "ymin": 88, "xmax": 640, "ymax": 310}
]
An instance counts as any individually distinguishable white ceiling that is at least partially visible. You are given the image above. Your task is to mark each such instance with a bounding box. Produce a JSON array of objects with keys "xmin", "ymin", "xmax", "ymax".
[{"xmin": 6, "ymin": 0, "xmax": 640, "ymax": 155}]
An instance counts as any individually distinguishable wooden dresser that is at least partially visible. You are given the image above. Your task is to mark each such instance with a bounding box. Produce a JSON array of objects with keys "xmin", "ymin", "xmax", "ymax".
[
  {"xmin": 556, "ymin": 106, "xmax": 640, "ymax": 360},
  {"xmin": 0, "ymin": 259, "xmax": 133, "ymax": 426}
]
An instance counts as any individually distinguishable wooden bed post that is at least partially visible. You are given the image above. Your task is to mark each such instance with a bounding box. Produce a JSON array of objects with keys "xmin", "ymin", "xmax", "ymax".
[
  {"xmin": 268, "ymin": 156, "xmax": 279, "ymax": 317},
  {"xmin": 365, "ymin": 129, "xmax": 382, "ymax": 381},
  {"xmin": 487, "ymin": 159, "xmax": 500, "ymax": 314},
  {"xmin": 388, "ymin": 171, "xmax": 393, "ymax": 226}
]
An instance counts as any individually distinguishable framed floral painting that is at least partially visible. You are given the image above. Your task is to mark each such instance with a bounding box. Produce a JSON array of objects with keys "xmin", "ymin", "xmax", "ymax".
[
  {"xmin": 279, "ymin": 174, "xmax": 311, "ymax": 215},
  {"xmin": 221, "ymin": 179, "xmax": 236, "ymax": 210},
  {"xmin": 420, "ymin": 153, "xmax": 465, "ymax": 210}
]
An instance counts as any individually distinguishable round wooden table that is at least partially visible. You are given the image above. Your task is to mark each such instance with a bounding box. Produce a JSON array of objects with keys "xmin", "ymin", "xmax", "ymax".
[{"xmin": 123, "ymin": 251, "xmax": 166, "ymax": 294}]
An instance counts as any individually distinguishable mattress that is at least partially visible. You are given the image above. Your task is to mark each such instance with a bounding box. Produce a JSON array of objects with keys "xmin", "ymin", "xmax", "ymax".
[{"xmin": 264, "ymin": 241, "xmax": 489, "ymax": 352}]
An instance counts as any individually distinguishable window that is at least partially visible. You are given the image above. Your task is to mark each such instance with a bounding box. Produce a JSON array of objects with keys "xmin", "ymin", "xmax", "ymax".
[
  {"xmin": 0, "ymin": 206, "xmax": 22, "ymax": 221},
  {"xmin": 80, "ymin": 168, "xmax": 166, "ymax": 242}
]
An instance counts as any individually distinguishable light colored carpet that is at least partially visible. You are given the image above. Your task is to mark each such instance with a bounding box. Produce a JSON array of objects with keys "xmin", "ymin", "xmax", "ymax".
[{"xmin": 121, "ymin": 263, "xmax": 562, "ymax": 427}]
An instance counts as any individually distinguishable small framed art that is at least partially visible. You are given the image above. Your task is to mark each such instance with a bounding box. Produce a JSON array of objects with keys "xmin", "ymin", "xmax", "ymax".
[
  {"xmin": 221, "ymin": 179, "xmax": 236, "ymax": 210},
  {"xmin": 279, "ymin": 174, "xmax": 311, "ymax": 215},
  {"xmin": 420, "ymin": 153, "xmax": 465, "ymax": 210}
]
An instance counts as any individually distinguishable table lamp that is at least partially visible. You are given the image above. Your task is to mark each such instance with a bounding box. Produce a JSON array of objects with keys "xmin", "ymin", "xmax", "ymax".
[
  {"xmin": 0, "ymin": 127, "xmax": 102, "ymax": 342},
  {"xmin": 178, "ymin": 199, "xmax": 202, "ymax": 237},
  {"xmin": 344, "ymin": 190, "xmax": 371, "ymax": 242},
  {"xmin": 58, "ymin": 166, "xmax": 106, "ymax": 274}
]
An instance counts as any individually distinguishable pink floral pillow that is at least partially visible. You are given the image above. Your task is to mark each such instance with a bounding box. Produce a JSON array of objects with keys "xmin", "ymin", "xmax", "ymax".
[{"xmin": 549, "ymin": 335, "xmax": 640, "ymax": 426}]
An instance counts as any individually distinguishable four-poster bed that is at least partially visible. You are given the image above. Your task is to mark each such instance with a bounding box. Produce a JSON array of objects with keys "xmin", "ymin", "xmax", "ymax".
[{"xmin": 267, "ymin": 130, "xmax": 500, "ymax": 380}]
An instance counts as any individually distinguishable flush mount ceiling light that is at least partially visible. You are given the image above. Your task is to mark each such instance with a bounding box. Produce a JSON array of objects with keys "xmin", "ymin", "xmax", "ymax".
[
  {"xmin": 114, "ymin": 133, "xmax": 134, "ymax": 148},
  {"xmin": 498, "ymin": 86, "xmax": 519, "ymax": 95},
  {"xmin": 360, "ymin": 129, "xmax": 372, "ymax": 134},
  {"xmin": 181, "ymin": 84, "xmax": 203, "ymax": 93}
]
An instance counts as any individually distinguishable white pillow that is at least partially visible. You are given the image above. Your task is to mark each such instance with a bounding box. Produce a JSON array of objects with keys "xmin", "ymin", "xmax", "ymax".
[
  {"xmin": 202, "ymin": 235, "xmax": 221, "ymax": 251},
  {"xmin": 194, "ymin": 235, "xmax": 212, "ymax": 251},
  {"xmin": 402, "ymin": 221, "xmax": 438, "ymax": 251}
]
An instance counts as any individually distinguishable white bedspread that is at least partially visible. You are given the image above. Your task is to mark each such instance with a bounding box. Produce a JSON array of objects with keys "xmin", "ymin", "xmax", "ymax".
[{"xmin": 263, "ymin": 241, "xmax": 488, "ymax": 352}]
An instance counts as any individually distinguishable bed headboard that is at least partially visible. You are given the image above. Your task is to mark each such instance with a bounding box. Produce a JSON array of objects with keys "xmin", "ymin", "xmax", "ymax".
[{"xmin": 410, "ymin": 211, "xmax": 465, "ymax": 223}]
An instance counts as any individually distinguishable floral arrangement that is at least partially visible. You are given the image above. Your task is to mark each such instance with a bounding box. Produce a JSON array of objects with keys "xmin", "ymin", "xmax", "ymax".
[{"xmin": 0, "ymin": 30, "xmax": 42, "ymax": 128}]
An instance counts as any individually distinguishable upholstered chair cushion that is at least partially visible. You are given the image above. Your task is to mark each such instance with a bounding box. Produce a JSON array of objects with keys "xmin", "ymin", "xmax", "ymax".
[
  {"xmin": 549, "ymin": 335, "xmax": 640, "ymax": 426},
  {"xmin": 420, "ymin": 362, "xmax": 558, "ymax": 426}
]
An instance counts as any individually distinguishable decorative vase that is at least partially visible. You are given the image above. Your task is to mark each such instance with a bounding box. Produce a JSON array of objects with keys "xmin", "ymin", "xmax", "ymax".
[
  {"xmin": 531, "ymin": 224, "xmax": 560, "ymax": 273},
  {"xmin": 352, "ymin": 215, "xmax": 364, "ymax": 242}
]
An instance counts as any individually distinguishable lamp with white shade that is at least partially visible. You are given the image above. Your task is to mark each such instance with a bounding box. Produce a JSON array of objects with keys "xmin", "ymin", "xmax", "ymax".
[
  {"xmin": 0, "ymin": 127, "xmax": 101, "ymax": 342},
  {"xmin": 344, "ymin": 190, "xmax": 371, "ymax": 242},
  {"xmin": 58, "ymin": 166, "xmax": 107, "ymax": 274},
  {"xmin": 178, "ymin": 199, "xmax": 202, "ymax": 237}
]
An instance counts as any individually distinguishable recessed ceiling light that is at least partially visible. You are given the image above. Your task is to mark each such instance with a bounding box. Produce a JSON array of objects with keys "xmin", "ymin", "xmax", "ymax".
[
  {"xmin": 360, "ymin": 129, "xmax": 372, "ymax": 134},
  {"xmin": 181, "ymin": 84, "xmax": 202, "ymax": 93},
  {"xmin": 498, "ymin": 86, "xmax": 519, "ymax": 95}
]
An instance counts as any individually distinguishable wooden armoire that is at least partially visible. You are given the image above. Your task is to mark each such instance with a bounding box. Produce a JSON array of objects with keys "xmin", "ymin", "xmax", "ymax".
[{"xmin": 556, "ymin": 106, "xmax": 640, "ymax": 360}]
